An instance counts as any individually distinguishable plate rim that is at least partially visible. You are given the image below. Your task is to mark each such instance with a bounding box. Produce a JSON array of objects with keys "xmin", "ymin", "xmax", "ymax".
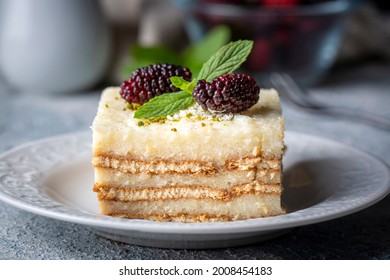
[{"xmin": 0, "ymin": 130, "xmax": 389, "ymax": 235}]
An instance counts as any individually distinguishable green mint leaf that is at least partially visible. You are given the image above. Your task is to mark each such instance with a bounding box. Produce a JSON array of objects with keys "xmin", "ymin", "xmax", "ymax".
[
  {"xmin": 181, "ymin": 25, "xmax": 230, "ymax": 76},
  {"xmin": 197, "ymin": 40, "xmax": 253, "ymax": 81},
  {"xmin": 122, "ymin": 58, "xmax": 155, "ymax": 77},
  {"xmin": 186, "ymin": 79, "xmax": 196, "ymax": 92},
  {"xmin": 170, "ymin": 76, "xmax": 190, "ymax": 91},
  {"xmin": 170, "ymin": 77, "xmax": 196, "ymax": 93},
  {"xmin": 130, "ymin": 44, "xmax": 179, "ymax": 65},
  {"xmin": 134, "ymin": 91, "xmax": 194, "ymax": 119},
  {"xmin": 123, "ymin": 44, "xmax": 185, "ymax": 78},
  {"xmin": 124, "ymin": 44, "xmax": 181, "ymax": 77}
]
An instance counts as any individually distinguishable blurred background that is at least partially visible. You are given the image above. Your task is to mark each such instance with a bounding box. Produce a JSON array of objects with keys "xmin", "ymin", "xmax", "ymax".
[{"xmin": 0, "ymin": 0, "xmax": 389, "ymax": 92}]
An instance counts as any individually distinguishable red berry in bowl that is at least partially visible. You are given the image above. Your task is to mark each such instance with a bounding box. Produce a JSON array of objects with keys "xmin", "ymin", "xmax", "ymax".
[
  {"xmin": 261, "ymin": 0, "xmax": 300, "ymax": 7},
  {"xmin": 246, "ymin": 38, "xmax": 272, "ymax": 72}
]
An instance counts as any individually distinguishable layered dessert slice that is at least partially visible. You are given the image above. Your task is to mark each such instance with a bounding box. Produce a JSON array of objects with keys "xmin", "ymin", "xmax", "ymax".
[{"xmin": 92, "ymin": 86, "xmax": 285, "ymax": 222}]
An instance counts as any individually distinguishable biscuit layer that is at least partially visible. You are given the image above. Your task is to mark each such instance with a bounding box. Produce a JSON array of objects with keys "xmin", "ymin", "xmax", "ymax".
[
  {"xmin": 99, "ymin": 194, "xmax": 285, "ymax": 222},
  {"xmin": 93, "ymin": 167, "xmax": 281, "ymax": 189},
  {"xmin": 92, "ymin": 154, "xmax": 281, "ymax": 175},
  {"xmin": 95, "ymin": 181, "xmax": 281, "ymax": 202}
]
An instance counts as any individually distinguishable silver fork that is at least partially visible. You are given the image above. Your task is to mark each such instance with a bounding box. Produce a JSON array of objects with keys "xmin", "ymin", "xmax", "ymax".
[{"xmin": 270, "ymin": 72, "xmax": 390, "ymax": 131}]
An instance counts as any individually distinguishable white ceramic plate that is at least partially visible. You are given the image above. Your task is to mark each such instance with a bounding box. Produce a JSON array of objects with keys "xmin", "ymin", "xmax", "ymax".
[{"xmin": 0, "ymin": 131, "xmax": 389, "ymax": 249}]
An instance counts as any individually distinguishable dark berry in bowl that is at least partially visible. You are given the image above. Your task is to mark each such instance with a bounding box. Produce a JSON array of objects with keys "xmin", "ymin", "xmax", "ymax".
[
  {"xmin": 193, "ymin": 73, "xmax": 260, "ymax": 113},
  {"xmin": 261, "ymin": 0, "xmax": 300, "ymax": 8},
  {"xmin": 120, "ymin": 63, "xmax": 192, "ymax": 105},
  {"xmin": 178, "ymin": 0, "xmax": 354, "ymax": 86}
]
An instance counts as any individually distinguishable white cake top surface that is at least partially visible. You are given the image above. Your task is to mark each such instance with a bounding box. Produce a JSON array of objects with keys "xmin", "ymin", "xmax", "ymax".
[{"xmin": 92, "ymin": 87, "xmax": 284, "ymax": 161}]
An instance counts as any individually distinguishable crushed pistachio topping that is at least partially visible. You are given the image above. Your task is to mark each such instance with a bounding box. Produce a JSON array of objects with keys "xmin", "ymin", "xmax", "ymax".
[
  {"xmin": 167, "ymin": 103, "xmax": 234, "ymax": 122},
  {"xmin": 136, "ymin": 116, "xmax": 167, "ymax": 126},
  {"xmin": 123, "ymin": 102, "xmax": 142, "ymax": 112},
  {"xmin": 119, "ymin": 94, "xmax": 233, "ymax": 127}
]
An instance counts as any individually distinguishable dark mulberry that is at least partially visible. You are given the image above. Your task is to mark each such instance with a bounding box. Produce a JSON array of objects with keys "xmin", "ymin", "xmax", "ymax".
[
  {"xmin": 193, "ymin": 74, "xmax": 260, "ymax": 113},
  {"xmin": 120, "ymin": 64, "xmax": 192, "ymax": 105}
]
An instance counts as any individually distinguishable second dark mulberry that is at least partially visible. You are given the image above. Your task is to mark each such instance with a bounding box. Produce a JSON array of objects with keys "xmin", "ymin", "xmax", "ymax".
[
  {"xmin": 193, "ymin": 74, "xmax": 260, "ymax": 113},
  {"xmin": 120, "ymin": 63, "xmax": 192, "ymax": 105}
]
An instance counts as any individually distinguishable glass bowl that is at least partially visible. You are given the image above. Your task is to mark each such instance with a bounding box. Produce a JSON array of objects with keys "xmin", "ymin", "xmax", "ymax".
[{"xmin": 174, "ymin": 0, "xmax": 357, "ymax": 86}]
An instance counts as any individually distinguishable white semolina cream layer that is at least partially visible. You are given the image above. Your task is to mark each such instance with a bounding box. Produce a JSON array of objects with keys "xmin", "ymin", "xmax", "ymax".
[{"xmin": 92, "ymin": 87, "xmax": 284, "ymax": 162}]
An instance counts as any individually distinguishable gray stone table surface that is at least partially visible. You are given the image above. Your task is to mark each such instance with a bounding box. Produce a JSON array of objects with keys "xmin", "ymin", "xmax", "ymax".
[{"xmin": 0, "ymin": 63, "xmax": 389, "ymax": 260}]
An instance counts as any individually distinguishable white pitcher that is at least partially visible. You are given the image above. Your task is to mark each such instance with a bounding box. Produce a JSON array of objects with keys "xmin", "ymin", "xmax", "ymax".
[{"xmin": 0, "ymin": 0, "xmax": 112, "ymax": 93}]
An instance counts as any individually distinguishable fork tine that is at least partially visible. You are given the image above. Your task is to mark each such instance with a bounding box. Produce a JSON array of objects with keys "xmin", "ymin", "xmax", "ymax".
[
  {"xmin": 269, "ymin": 72, "xmax": 390, "ymax": 130},
  {"xmin": 270, "ymin": 72, "xmax": 312, "ymax": 108}
]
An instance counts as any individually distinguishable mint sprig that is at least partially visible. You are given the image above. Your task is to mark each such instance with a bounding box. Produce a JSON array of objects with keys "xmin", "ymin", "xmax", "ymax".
[
  {"xmin": 197, "ymin": 40, "xmax": 253, "ymax": 82},
  {"xmin": 181, "ymin": 25, "xmax": 230, "ymax": 76},
  {"xmin": 134, "ymin": 40, "xmax": 254, "ymax": 119},
  {"xmin": 134, "ymin": 91, "xmax": 194, "ymax": 119},
  {"xmin": 124, "ymin": 25, "xmax": 230, "ymax": 76},
  {"xmin": 170, "ymin": 77, "xmax": 196, "ymax": 93}
]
